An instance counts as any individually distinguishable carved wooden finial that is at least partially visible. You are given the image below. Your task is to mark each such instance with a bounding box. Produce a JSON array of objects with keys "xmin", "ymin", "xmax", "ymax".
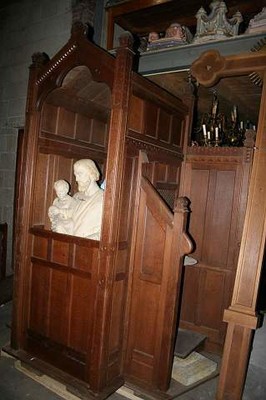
[
  {"xmin": 31, "ymin": 52, "xmax": 50, "ymax": 68},
  {"xmin": 71, "ymin": 21, "xmax": 88, "ymax": 37},
  {"xmin": 244, "ymin": 129, "xmax": 256, "ymax": 148},
  {"xmin": 118, "ymin": 32, "xmax": 134, "ymax": 50},
  {"xmin": 174, "ymin": 196, "xmax": 190, "ymax": 213}
]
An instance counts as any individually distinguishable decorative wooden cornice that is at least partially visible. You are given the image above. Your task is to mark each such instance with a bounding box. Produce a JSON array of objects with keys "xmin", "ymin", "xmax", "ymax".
[
  {"xmin": 36, "ymin": 44, "xmax": 77, "ymax": 85},
  {"xmin": 126, "ymin": 135, "xmax": 183, "ymax": 161},
  {"xmin": 186, "ymin": 145, "xmax": 253, "ymax": 164}
]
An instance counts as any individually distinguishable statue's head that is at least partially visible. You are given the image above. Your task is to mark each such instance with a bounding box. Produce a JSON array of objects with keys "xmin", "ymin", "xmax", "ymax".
[
  {"xmin": 74, "ymin": 159, "xmax": 100, "ymax": 191},
  {"xmin": 54, "ymin": 179, "xmax": 70, "ymax": 198}
]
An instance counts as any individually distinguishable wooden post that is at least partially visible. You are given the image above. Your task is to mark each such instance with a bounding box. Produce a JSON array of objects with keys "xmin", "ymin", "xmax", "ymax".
[
  {"xmin": 11, "ymin": 54, "xmax": 45, "ymax": 349},
  {"xmin": 89, "ymin": 32, "xmax": 135, "ymax": 392},
  {"xmin": 216, "ymin": 71, "xmax": 266, "ymax": 399}
]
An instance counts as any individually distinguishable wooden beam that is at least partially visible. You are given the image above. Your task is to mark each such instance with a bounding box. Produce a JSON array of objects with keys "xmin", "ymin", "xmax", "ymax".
[{"xmin": 191, "ymin": 50, "xmax": 266, "ymax": 87}]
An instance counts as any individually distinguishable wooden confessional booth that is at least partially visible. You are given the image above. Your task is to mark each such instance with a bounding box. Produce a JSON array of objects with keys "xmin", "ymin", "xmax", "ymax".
[{"xmin": 6, "ymin": 23, "xmax": 193, "ymax": 399}]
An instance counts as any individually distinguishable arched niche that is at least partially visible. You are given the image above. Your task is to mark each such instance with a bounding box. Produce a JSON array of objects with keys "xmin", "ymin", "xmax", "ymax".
[{"xmin": 32, "ymin": 65, "xmax": 111, "ymax": 229}]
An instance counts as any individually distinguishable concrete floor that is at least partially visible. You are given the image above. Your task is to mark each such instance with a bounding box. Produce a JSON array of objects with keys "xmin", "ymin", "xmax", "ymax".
[{"xmin": 0, "ymin": 302, "xmax": 266, "ymax": 399}]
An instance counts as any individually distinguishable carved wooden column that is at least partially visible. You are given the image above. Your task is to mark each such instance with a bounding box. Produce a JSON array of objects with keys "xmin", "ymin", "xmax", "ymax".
[{"xmin": 89, "ymin": 33, "xmax": 135, "ymax": 392}]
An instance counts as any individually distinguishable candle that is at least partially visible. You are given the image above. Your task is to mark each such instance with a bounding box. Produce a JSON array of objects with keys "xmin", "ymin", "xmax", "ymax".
[
  {"xmin": 240, "ymin": 121, "xmax": 243, "ymax": 130},
  {"xmin": 202, "ymin": 124, "xmax": 207, "ymax": 137},
  {"xmin": 215, "ymin": 127, "xmax": 219, "ymax": 139},
  {"xmin": 207, "ymin": 131, "xmax": 211, "ymax": 140}
]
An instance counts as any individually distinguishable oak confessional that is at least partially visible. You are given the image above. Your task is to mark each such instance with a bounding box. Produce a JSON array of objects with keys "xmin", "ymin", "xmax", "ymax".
[
  {"xmin": 4, "ymin": 19, "xmax": 266, "ymax": 400},
  {"xmin": 5, "ymin": 23, "xmax": 193, "ymax": 399}
]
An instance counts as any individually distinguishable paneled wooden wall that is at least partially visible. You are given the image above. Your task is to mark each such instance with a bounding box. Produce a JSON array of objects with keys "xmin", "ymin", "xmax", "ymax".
[{"xmin": 180, "ymin": 147, "xmax": 253, "ymax": 353}]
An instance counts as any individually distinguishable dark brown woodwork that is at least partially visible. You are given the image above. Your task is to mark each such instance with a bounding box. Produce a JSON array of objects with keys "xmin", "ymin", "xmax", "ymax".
[
  {"xmin": 8, "ymin": 23, "xmax": 191, "ymax": 399},
  {"xmin": 179, "ymin": 146, "xmax": 254, "ymax": 354},
  {"xmin": 191, "ymin": 50, "xmax": 266, "ymax": 399},
  {"xmin": 125, "ymin": 179, "xmax": 191, "ymax": 389},
  {"xmin": 123, "ymin": 152, "xmax": 193, "ymax": 391}
]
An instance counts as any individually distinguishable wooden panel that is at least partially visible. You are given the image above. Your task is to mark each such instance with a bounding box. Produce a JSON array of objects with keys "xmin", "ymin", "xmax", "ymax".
[
  {"xmin": 91, "ymin": 119, "xmax": 107, "ymax": 147},
  {"xmin": 74, "ymin": 244, "xmax": 95, "ymax": 272},
  {"xmin": 118, "ymin": 156, "xmax": 135, "ymax": 242},
  {"xmin": 143, "ymin": 101, "xmax": 158, "ymax": 137},
  {"xmin": 32, "ymin": 235, "xmax": 48, "ymax": 260},
  {"xmin": 167, "ymin": 164, "xmax": 179, "ymax": 183},
  {"xmin": 139, "ymin": 208, "xmax": 166, "ymax": 284},
  {"xmin": 180, "ymin": 266, "xmax": 200, "ymax": 324},
  {"xmin": 57, "ymin": 107, "xmax": 76, "ymax": 138},
  {"xmin": 128, "ymin": 95, "xmax": 143, "ymax": 133},
  {"xmin": 41, "ymin": 103, "xmax": 58, "ymax": 133},
  {"xmin": 189, "ymin": 168, "xmax": 210, "ymax": 260},
  {"xmin": 29, "ymin": 262, "xmax": 50, "ymax": 335},
  {"xmin": 51, "ymin": 240, "xmax": 70, "ymax": 266},
  {"xmin": 75, "ymin": 114, "xmax": 92, "ymax": 142},
  {"xmin": 109, "ymin": 280, "xmax": 125, "ymax": 352},
  {"xmin": 124, "ymin": 175, "xmax": 190, "ymax": 390},
  {"xmin": 32, "ymin": 153, "xmax": 52, "ymax": 225},
  {"xmin": 154, "ymin": 163, "xmax": 167, "ymax": 183},
  {"xmin": 197, "ymin": 268, "xmax": 227, "ymax": 330},
  {"xmin": 29, "ymin": 231, "xmax": 98, "ymax": 359},
  {"xmin": 203, "ymin": 170, "xmax": 235, "ymax": 267},
  {"xmin": 171, "ymin": 115, "xmax": 183, "ymax": 147},
  {"xmin": 180, "ymin": 149, "xmax": 252, "ymax": 353},
  {"xmin": 55, "ymin": 157, "xmax": 73, "ymax": 188},
  {"xmin": 158, "ymin": 109, "xmax": 171, "ymax": 143},
  {"xmin": 48, "ymin": 268, "xmax": 69, "ymax": 344},
  {"xmin": 128, "ymin": 280, "xmax": 160, "ymax": 380},
  {"xmin": 68, "ymin": 274, "xmax": 92, "ymax": 352}
]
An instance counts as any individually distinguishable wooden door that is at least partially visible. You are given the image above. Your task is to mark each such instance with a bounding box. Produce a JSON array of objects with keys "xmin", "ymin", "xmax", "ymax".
[{"xmin": 124, "ymin": 156, "xmax": 193, "ymax": 392}]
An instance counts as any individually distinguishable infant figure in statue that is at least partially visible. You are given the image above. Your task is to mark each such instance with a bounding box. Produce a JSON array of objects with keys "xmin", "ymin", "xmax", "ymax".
[
  {"xmin": 48, "ymin": 179, "xmax": 77, "ymax": 235},
  {"xmin": 72, "ymin": 159, "xmax": 104, "ymax": 240}
]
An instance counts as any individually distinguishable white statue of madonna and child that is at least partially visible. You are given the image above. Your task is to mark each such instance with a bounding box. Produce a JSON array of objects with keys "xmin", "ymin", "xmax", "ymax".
[{"xmin": 48, "ymin": 159, "xmax": 104, "ymax": 240}]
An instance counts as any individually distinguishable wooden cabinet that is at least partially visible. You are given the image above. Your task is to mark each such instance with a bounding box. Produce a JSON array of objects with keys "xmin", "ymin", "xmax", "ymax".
[{"xmin": 180, "ymin": 145, "xmax": 254, "ymax": 353}]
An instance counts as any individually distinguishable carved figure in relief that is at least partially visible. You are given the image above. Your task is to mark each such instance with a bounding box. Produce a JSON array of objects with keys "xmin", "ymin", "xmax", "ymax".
[
  {"xmin": 48, "ymin": 179, "xmax": 77, "ymax": 235},
  {"xmin": 72, "ymin": 159, "xmax": 104, "ymax": 240}
]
